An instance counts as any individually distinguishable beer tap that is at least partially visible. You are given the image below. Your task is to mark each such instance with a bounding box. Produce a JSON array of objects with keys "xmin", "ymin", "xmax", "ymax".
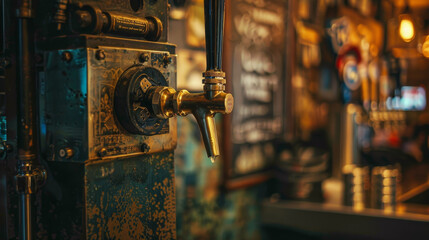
[{"xmin": 145, "ymin": 0, "xmax": 233, "ymax": 163}]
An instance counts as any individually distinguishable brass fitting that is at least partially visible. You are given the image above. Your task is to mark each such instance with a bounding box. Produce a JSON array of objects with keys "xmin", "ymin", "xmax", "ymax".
[
  {"xmin": 146, "ymin": 70, "xmax": 233, "ymax": 162},
  {"xmin": 15, "ymin": 162, "xmax": 47, "ymax": 194}
]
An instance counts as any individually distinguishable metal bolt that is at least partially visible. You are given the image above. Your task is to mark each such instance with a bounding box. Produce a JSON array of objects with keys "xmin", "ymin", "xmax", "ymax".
[
  {"xmin": 139, "ymin": 78, "xmax": 151, "ymax": 93},
  {"xmin": 62, "ymin": 51, "xmax": 73, "ymax": 62},
  {"xmin": 59, "ymin": 149, "xmax": 66, "ymax": 157},
  {"xmin": 163, "ymin": 54, "xmax": 172, "ymax": 66},
  {"xmin": 136, "ymin": 107, "xmax": 150, "ymax": 124},
  {"xmin": 140, "ymin": 143, "xmax": 150, "ymax": 153},
  {"xmin": 139, "ymin": 53, "xmax": 150, "ymax": 63},
  {"xmin": 98, "ymin": 148, "xmax": 107, "ymax": 157},
  {"xmin": 96, "ymin": 50, "xmax": 106, "ymax": 60},
  {"xmin": 59, "ymin": 147, "xmax": 74, "ymax": 159}
]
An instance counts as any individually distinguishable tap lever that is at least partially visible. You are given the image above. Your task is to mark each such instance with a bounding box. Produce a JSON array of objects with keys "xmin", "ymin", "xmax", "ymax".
[{"xmin": 204, "ymin": 0, "xmax": 225, "ymax": 71}]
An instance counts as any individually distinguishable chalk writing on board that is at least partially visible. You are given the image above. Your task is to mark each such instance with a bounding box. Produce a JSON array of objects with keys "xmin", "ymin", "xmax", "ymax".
[
  {"xmin": 231, "ymin": 0, "xmax": 284, "ymax": 145},
  {"xmin": 224, "ymin": 0, "xmax": 286, "ymax": 182}
]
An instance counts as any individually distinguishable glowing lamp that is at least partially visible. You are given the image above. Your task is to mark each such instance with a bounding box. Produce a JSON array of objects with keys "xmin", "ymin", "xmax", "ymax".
[{"xmin": 399, "ymin": 15, "xmax": 415, "ymax": 42}]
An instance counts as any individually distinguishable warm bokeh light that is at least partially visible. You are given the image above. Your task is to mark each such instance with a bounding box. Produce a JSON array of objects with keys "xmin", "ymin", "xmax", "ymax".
[
  {"xmin": 422, "ymin": 36, "xmax": 429, "ymax": 58},
  {"xmin": 399, "ymin": 18, "xmax": 415, "ymax": 42}
]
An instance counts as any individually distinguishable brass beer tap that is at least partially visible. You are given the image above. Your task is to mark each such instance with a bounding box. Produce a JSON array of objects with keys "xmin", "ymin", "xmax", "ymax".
[{"xmin": 145, "ymin": 0, "xmax": 233, "ymax": 162}]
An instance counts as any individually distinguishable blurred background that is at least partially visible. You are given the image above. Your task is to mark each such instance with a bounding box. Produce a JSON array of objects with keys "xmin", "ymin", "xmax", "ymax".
[
  {"xmin": 170, "ymin": 0, "xmax": 429, "ymax": 239},
  {"xmin": 1, "ymin": 0, "xmax": 429, "ymax": 239}
]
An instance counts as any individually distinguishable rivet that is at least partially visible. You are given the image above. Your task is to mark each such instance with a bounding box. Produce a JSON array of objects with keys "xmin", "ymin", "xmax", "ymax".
[
  {"xmin": 59, "ymin": 147, "xmax": 74, "ymax": 159},
  {"xmin": 140, "ymin": 143, "xmax": 150, "ymax": 153},
  {"xmin": 62, "ymin": 51, "xmax": 73, "ymax": 62},
  {"xmin": 98, "ymin": 148, "xmax": 107, "ymax": 157},
  {"xmin": 96, "ymin": 50, "xmax": 106, "ymax": 60},
  {"xmin": 163, "ymin": 54, "xmax": 172, "ymax": 66},
  {"xmin": 139, "ymin": 53, "xmax": 150, "ymax": 63}
]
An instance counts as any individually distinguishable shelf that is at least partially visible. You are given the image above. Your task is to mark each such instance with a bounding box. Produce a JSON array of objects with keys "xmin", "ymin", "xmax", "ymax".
[{"xmin": 261, "ymin": 200, "xmax": 429, "ymax": 239}]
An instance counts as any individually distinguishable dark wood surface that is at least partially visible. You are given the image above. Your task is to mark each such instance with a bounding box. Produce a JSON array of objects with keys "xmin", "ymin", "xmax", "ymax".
[{"xmin": 261, "ymin": 200, "xmax": 429, "ymax": 239}]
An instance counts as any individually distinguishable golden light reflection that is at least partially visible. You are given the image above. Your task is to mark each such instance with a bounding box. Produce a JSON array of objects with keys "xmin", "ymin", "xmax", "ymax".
[
  {"xmin": 422, "ymin": 36, "xmax": 429, "ymax": 58},
  {"xmin": 399, "ymin": 17, "xmax": 415, "ymax": 42}
]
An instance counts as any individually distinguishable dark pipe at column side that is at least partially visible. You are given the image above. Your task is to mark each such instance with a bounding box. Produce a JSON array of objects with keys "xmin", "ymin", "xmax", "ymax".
[
  {"xmin": 20, "ymin": 194, "xmax": 31, "ymax": 240},
  {"xmin": 16, "ymin": 0, "xmax": 38, "ymax": 163},
  {"xmin": 16, "ymin": 1, "xmax": 38, "ymax": 239},
  {"xmin": 204, "ymin": 0, "xmax": 225, "ymax": 71}
]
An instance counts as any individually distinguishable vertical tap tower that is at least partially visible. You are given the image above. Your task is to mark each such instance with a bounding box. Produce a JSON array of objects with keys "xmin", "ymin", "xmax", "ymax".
[
  {"xmin": 5, "ymin": 0, "xmax": 175, "ymax": 238},
  {"xmin": 144, "ymin": 0, "xmax": 233, "ymax": 162},
  {"xmin": 3, "ymin": 0, "xmax": 232, "ymax": 238}
]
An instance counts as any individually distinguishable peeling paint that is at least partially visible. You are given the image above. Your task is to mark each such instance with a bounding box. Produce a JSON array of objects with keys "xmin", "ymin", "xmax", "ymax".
[{"xmin": 86, "ymin": 151, "xmax": 176, "ymax": 239}]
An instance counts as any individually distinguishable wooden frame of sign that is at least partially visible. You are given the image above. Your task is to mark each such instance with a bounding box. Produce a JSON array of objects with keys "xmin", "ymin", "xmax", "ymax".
[{"xmin": 222, "ymin": 0, "xmax": 291, "ymax": 190}]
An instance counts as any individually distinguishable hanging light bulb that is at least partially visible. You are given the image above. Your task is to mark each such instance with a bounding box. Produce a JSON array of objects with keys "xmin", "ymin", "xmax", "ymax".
[
  {"xmin": 398, "ymin": 0, "xmax": 415, "ymax": 43},
  {"xmin": 399, "ymin": 15, "xmax": 415, "ymax": 42}
]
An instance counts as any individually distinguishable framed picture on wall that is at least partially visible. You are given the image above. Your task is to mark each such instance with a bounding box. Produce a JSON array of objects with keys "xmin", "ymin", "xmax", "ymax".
[{"xmin": 222, "ymin": 0, "xmax": 289, "ymax": 189}]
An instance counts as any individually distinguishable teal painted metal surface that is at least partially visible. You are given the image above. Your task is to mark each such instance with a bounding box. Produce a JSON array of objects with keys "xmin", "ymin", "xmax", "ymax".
[
  {"xmin": 21, "ymin": 152, "xmax": 176, "ymax": 239},
  {"xmin": 0, "ymin": 116, "xmax": 6, "ymax": 141},
  {"xmin": 43, "ymin": 48, "xmax": 88, "ymax": 162},
  {"xmin": 86, "ymin": 151, "xmax": 176, "ymax": 239}
]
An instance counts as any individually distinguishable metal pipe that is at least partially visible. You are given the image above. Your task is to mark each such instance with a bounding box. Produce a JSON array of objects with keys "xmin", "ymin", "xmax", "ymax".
[
  {"xmin": 16, "ymin": 0, "xmax": 38, "ymax": 162},
  {"xmin": 15, "ymin": 1, "xmax": 39, "ymax": 240},
  {"xmin": 20, "ymin": 193, "xmax": 31, "ymax": 240}
]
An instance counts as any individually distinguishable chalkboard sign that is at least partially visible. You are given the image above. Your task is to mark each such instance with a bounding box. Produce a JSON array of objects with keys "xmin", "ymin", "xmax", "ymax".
[{"xmin": 223, "ymin": 0, "xmax": 287, "ymax": 189}]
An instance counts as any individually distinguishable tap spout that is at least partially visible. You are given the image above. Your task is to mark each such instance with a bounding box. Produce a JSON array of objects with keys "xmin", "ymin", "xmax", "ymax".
[
  {"xmin": 193, "ymin": 109, "xmax": 219, "ymax": 161},
  {"xmin": 175, "ymin": 90, "xmax": 233, "ymax": 159}
]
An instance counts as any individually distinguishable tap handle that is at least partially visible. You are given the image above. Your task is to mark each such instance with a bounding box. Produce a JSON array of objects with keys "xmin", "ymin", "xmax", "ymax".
[{"xmin": 204, "ymin": 0, "xmax": 225, "ymax": 72}]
